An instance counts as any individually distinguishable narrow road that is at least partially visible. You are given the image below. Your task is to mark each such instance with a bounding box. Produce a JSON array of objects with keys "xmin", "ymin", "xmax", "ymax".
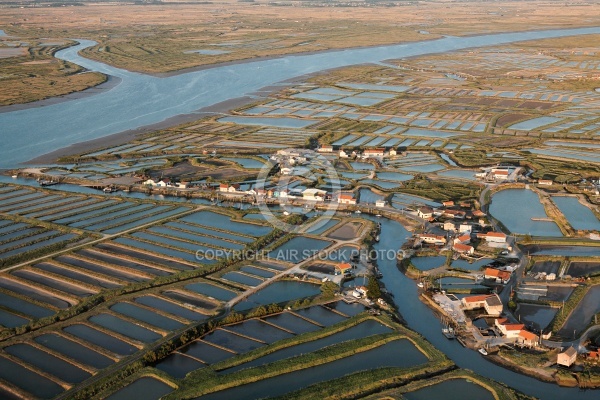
[{"xmin": 224, "ymin": 232, "xmax": 367, "ymax": 310}]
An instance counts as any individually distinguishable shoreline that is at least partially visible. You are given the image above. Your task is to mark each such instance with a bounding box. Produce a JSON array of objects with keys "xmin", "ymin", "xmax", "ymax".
[
  {"xmin": 23, "ymin": 63, "xmax": 363, "ymax": 166},
  {"xmin": 23, "ymin": 94, "xmax": 256, "ymax": 165},
  {"xmin": 14, "ymin": 25, "xmax": 600, "ymax": 166},
  {"xmin": 149, "ymin": 36, "xmax": 443, "ymax": 78},
  {"xmin": 0, "ymin": 75, "xmax": 121, "ymax": 114},
  {"xmin": 135, "ymin": 24, "xmax": 600, "ymax": 79}
]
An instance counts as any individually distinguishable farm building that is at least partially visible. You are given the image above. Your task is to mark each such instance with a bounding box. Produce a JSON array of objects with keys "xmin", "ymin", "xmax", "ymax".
[{"xmin": 557, "ymin": 347, "xmax": 578, "ymax": 368}]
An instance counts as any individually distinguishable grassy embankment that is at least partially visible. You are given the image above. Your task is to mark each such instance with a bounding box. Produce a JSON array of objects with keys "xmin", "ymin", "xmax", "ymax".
[
  {"xmin": 161, "ymin": 312, "xmax": 452, "ymax": 399},
  {"xmin": 363, "ymin": 368, "xmax": 534, "ymax": 400},
  {"xmin": 0, "ymin": 38, "xmax": 105, "ymax": 106}
]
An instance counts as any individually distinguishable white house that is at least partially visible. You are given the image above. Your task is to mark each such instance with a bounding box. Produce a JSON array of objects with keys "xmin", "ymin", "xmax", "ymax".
[
  {"xmin": 363, "ymin": 148, "xmax": 385, "ymax": 158},
  {"xmin": 375, "ymin": 200, "xmax": 386, "ymax": 208},
  {"xmin": 417, "ymin": 207, "xmax": 434, "ymax": 219},
  {"xmin": 339, "ymin": 150, "xmax": 349, "ymax": 158},
  {"xmin": 557, "ymin": 347, "xmax": 577, "ymax": 367},
  {"xmin": 458, "ymin": 223, "xmax": 472, "ymax": 234},
  {"xmin": 453, "ymin": 243, "xmax": 474, "ymax": 255},
  {"xmin": 478, "ymin": 231, "xmax": 507, "ymax": 243},
  {"xmin": 337, "ymin": 193, "xmax": 357, "ymax": 205},
  {"xmin": 454, "ymin": 234, "xmax": 471, "ymax": 245},
  {"xmin": 495, "ymin": 318, "xmax": 524, "ymax": 338},
  {"xmin": 318, "ymin": 145, "xmax": 333, "ymax": 153},
  {"xmin": 461, "ymin": 293, "xmax": 502, "ymax": 316},
  {"xmin": 418, "ymin": 234, "xmax": 447, "ymax": 246},
  {"xmin": 157, "ymin": 178, "xmax": 171, "ymax": 187},
  {"xmin": 443, "ymin": 222, "xmax": 456, "ymax": 232},
  {"xmin": 143, "ymin": 179, "xmax": 158, "ymax": 186},
  {"xmin": 280, "ymin": 167, "xmax": 294, "ymax": 175},
  {"xmin": 484, "ymin": 267, "xmax": 511, "ymax": 284},
  {"xmin": 303, "ymin": 188, "xmax": 326, "ymax": 202},
  {"xmin": 516, "ymin": 329, "xmax": 539, "ymax": 348},
  {"xmin": 493, "ymin": 170, "xmax": 509, "ymax": 181}
]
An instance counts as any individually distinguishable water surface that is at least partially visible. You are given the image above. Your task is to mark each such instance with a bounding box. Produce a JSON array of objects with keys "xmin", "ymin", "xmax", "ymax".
[
  {"xmin": 196, "ymin": 339, "xmax": 426, "ymax": 400},
  {"xmin": 403, "ymin": 378, "xmax": 494, "ymax": 400},
  {"xmin": 552, "ymin": 196, "xmax": 600, "ymax": 231},
  {"xmin": 106, "ymin": 376, "xmax": 174, "ymax": 400},
  {"xmin": 489, "ymin": 189, "xmax": 562, "ymax": 236}
]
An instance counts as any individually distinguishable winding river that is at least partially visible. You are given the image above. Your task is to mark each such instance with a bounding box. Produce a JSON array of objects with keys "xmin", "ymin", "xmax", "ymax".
[{"xmin": 1, "ymin": 27, "xmax": 600, "ymax": 168}]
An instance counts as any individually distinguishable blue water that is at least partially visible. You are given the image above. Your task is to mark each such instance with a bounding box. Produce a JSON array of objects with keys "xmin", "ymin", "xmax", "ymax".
[
  {"xmin": 509, "ymin": 116, "xmax": 561, "ymax": 131},
  {"xmin": 489, "ymin": 189, "xmax": 563, "ymax": 237},
  {"xmin": 2, "ymin": 27, "xmax": 600, "ymax": 168},
  {"xmin": 367, "ymin": 215, "xmax": 600, "ymax": 400},
  {"xmin": 552, "ymin": 196, "xmax": 600, "ymax": 231}
]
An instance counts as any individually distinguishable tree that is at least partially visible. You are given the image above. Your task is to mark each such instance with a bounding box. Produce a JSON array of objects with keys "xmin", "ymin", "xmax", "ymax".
[
  {"xmin": 320, "ymin": 281, "xmax": 339, "ymax": 298},
  {"xmin": 366, "ymin": 276, "xmax": 381, "ymax": 299}
]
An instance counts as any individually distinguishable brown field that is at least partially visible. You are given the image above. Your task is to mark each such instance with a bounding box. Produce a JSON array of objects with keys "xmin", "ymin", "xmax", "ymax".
[
  {"xmin": 1, "ymin": 1, "xmax": 600, "ymax": 105},
  {"xmin": 0, "ymin": 48, "xmax": 27, "ymax": 59},
  {"xmin": 495, "ymin": 113, "xmax": 531, "ymax": 127},
  {"xmin": 3, "ymin": 1, "xmax": 600, "ymax": 74},
  {"xmin": 0, "ymin": 39, "xmax": 106, "ymax": 106}
]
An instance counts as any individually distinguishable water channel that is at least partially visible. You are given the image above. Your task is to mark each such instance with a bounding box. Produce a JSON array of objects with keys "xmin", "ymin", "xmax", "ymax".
[
  {"xmin": 370, "ymin": 215, "xmax": 598, "ymax": 399},
  {"xmin": 2, "ymin": 27, "xmax": 600, "ymax": 168}
]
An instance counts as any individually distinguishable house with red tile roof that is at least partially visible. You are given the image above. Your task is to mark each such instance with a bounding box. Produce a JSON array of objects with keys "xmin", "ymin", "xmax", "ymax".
[
  {"xmin": 495, "ymin": 318, "xmax": 524, "ymax": 338},
  {"xmin": 419, "ymin": 234, "xmax": 447, "ymax": 246},
  {"xmin": 516, "ymin": 329, "xmax": 539, "ymax": 347},
  {"xmin": 461, "ymin": 294, "xmax": 502, "ymax": 316},
  {"xmin": 477, "ymin": 231, "xmax": 507, "ymax": 243},
  {"xmin": 484, "ymin": 267, "xmax": 511, "ymax": 284},
  {"xmin": 454, "ymin": 234, "xmax": 471, "ymax": 245},
  {"xmin": 453, "ymin": 243, "xmax": 474, "ymax": 255},
  {"xmin": 336, "ymin": 263, "xmax": 353, "ymax": 275},
  {"xmin": 337, "ymin": 193, "xmax": 357, "ymax": 205}
]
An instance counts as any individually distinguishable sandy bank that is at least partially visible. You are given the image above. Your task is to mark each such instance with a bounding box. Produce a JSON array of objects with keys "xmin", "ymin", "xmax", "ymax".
[{"xmin": 0, "ymin": 75, "xmax": 121, "ymax": 114}]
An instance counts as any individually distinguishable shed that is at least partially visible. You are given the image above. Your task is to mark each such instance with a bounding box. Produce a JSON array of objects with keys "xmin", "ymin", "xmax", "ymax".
[{"xmin": 557, "ymin": 347, "xmax": 577, "ymax": 367}]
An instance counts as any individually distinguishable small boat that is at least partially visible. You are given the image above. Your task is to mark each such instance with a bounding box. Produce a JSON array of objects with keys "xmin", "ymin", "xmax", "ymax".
[
  {"xmin": 283, "ymin": 211, "xmax": 290, "ymax": 216},
  {"xmin": 478, "ymin": 348, "xmax": 488, "ymax": 356},
  {"xmin": 103, "ymin": 186, "xmax": 117, "ymax": 193},
  {"xmin": 375, "ymin": 214, "xmax": 381, "ymax": 217},
  {"xmin": 355, "ymin": 210, "xmax": 361, "ymax": 214},
  {"xmin": 39, "ymin": 180, "xmax": 57, "ymax": 186},
  {"xmin": 375, "ymin": 235, "xmax": 380, "ymax": 242},
  {"xmin": 442, "ymin": 327, "xmax": 455, "ymax": 340},
  {"xmin": 11, "ymin": 174, "xmax": 17, "ymax": 179},
  {"xmin": 417, "ymin": 282, "xmax": 424, "ymax": 288}
]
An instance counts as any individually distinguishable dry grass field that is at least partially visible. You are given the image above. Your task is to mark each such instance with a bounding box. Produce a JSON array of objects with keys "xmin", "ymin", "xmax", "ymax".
[
  {"xmin": 0, "ymin": 39, "xmax": 105, "ymax": 105},
  {"xmin": 2, "ymin": 1, "xmax": 600, "ymax": 74},
  {"xmin": 1, "ymin": 1, "xmax": 600, "ymax": 105}
]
